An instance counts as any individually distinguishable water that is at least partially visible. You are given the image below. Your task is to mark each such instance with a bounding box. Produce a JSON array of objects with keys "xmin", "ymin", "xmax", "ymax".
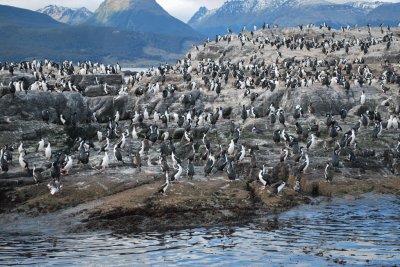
[
  {"xmin": 121, "ymin": 67, "xmax": 148, "ymax": 72},
  {"xmin": 1, "ymin": 194, "xmax": 399, "ymax": 266}
]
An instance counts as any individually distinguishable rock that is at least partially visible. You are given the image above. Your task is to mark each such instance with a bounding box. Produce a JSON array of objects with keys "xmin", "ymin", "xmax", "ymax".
[
  {"xmin": 85, "ymin": 85, "xmax": 107, "ymax": 97},
  {"xmin": 70, "ymin": 74, "xmax": 123, "ymax": 88},
  {"xmin": 172, "ymin": 128, "xmax": 185, "ymax": 140},
  {"xmin": 86, "ymin": 95, "xmax": 131, "ymax": 123},
  {"xmin": 0, "ymin": 91, "xmax": 89, "ymax": 123}
]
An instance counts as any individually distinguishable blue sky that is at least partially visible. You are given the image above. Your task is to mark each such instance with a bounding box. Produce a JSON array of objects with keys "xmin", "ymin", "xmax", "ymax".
[{"xmin": 1, "ymin": 0, "xmax": 399, "ymax": 22}]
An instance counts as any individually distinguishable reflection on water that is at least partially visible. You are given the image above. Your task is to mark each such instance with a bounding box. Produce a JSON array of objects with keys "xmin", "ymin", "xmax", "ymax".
[{"xmin": 1, "ymin": 194, "xmax": 399, "ymax": 266}]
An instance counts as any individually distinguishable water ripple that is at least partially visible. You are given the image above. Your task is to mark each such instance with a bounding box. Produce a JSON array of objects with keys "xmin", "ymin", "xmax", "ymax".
[{"xmin": 1, "ymin": 193, "xmax": 400, "ymax": 266}]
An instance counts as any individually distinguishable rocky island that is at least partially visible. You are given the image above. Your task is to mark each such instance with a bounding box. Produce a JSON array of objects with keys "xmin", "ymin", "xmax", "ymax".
[{"xmin": 0, "ymin": 26, "xmax": 399, "ymax": 233}]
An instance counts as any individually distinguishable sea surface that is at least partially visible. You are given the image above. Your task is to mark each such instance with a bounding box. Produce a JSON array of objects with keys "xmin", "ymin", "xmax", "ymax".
[
  {"xmin": 1, "ymin": 193, "xmax": 399, "ymax": 266},
  {"xmin": 121, "ymin": 67, "xmax": 148, "ymax": 72}
]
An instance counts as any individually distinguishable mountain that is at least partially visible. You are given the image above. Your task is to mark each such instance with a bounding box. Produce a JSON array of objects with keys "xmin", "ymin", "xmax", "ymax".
[
  {"xmin": 0, "ymin": 4, "xmax": 64, "ymax": 28},
  {"xmin": 0, "ymin": 5, "xmax": 199, "ymax": 65},
  {"xmin": 188, "ymin": 0, "xmax": 400, "ymax": 36},
  {"xmin": 347, "ymin": 1, "xmax": 385, "ymax": 13},
  {"xmin": 87, "ymin": 0, "xmax": 201, "ymax": 37},
  {"xmin": 37, "ymin": 5, "xmax": 93, "ymax": 25},
  {"xmin": 367, "ymin": 3, "xmax": 400, "ymax": 25}
]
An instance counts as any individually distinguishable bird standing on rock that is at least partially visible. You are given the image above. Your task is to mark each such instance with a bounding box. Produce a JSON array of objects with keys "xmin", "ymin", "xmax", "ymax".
[
  {"xmin": 45, "ymin": 143, "xmax": 52, "ymax": 160},
  {"xmin": 241, "ymin": 104, "xmax": 247, "ymax": 123},
  {"xmin": 204, "ymin": 154, "xmax": 215, "ymax": 177},
  {"xmin": 100, "ymin": 152, "xmax": 109, "ymax": 170},
  {"xmin": 228, "ymin": 140, "xmax": 235, "ymax": 155},
  {"xmin": 61, "ymin": 155, "xmax": 73, "ymax": 174},
  {"xmin": 227, "ymin": 161, "xmax": 237, "ymax": 182},
  {"xmin": 324, "ymin": 162, "xmax": 334, "ymax": 183},
  {"xmin": 258, "ymin": 167, "xmax": 271, "ymax": 190},
  {"xmin": 0, "ymin": 149, "xmax": 9, "ymax": 175},
  {"xmin": 268, "ymin": 181, "xmax": 286, "ymax": 195},
  {"xmin": 36, "ymin": 139, "xmax": 45, "ymax": 153},
  {"xmin": 19, "ymin": 151, "xmax": 29, "ymax": 171},
  {"xmin": 33, "ymin": 164, "xmax": 43, "ymax": 184},
  {"xmin": 158, "ymin": 172, "xmax": 169, "ymax": 195},
  {"xmin": 114, "ymin": 144, "xmax": 124, "ymax": 164},
  {"xmin": 171, "ymin": 163, "xmax": 183, "ymax": 182},
  {"xmin": 360, "ymin": 90, "xmax": 366, "ymax": 105},
  {"xmin": 187, "ymin": 159, "xmax": 194, "ymax": 179}
]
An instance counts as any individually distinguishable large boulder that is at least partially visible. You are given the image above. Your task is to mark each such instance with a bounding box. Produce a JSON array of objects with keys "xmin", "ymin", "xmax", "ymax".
[{"xmin": 0, "ymin": 91, "xmax": 89, "ymax": 123}]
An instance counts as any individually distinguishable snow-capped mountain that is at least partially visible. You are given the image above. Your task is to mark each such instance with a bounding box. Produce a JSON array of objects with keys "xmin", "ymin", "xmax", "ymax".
[
  {"xmin": 189, "ymin": 0, "xmax": 400, "ymax": 36},
  {"xmin": 37, "ymin": 5, "xmax": 93, "ymax": 25},
  {"xmin": 187, "ymin": 6, "xmax": 214, "ymax": 25},
  {"xmin": 348, "ymin": 1, "xmax": 385, "ymax": 12}
]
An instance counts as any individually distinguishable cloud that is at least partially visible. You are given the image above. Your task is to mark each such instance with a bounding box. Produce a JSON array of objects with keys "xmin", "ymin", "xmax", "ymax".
[
  {"xmin": 0, "ymin": 0, "xmax": 101, "ymax": 11},
  {"xmin": 1, "ymin": 0, "xmax": 225, "ymax": 21},
  {"xmin": 156, "ymin": 0, "xmax": 225, "ymax": 22},
  {"xmin": 2, "ymin": 0, "xmax": 400, "ymax": 22}
]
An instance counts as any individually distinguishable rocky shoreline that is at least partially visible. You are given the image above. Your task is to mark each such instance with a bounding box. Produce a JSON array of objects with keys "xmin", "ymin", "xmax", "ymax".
[
  {"xmin": 1, "ymin": 171, "xmax": 399, "ymax": 233},
  {"xmin": 1, "ymin": 27, "xmax": 400, "ymax": 233}
]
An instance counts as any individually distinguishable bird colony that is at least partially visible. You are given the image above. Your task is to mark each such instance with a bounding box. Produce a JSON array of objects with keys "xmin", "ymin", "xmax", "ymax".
[{"xmin": 0, "ymin": 24, "xmax": 399, "ymax": 204}]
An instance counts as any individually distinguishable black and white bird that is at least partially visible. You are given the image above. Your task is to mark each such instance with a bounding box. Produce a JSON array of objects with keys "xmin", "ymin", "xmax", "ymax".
[
  {"xmin": 236, "ymin": 145, "xmax": 246, "ymax": 162},
  {"xmin": 232, "ymin": 128, "xmax": 241, "ymax": 143},
  {"xmin": 171, "ymin": 163, "xmax": 183, "ymax": 182},
  {"xmin": 60, "ymin": 114, "xmax": 67, "ymax": 125},
  {"xmin": 184, "ymin": 130, "xmax": 193, "ymax": 143},
  {"xmin": 36, "ymin": 139, "xmax": 45, "ymax": 153},
  {"xmin": 273, "ymin": 129, "xmax": 281, "ymax": 144},
  {"xmin": 307, "ymin": 134, "xmax": 316, "ymax": 150},
  {"xmin": 293, "ymin": 105, "xmax": 303, "ymax": 119},
  {"xmin": 227, "ymin": 139, "xmax": 235, "ymax": 155},
  {"xmin": 204, "ymin": 154, "xmax": 215, "ymax": 177},
  {"xmin": 226, "ymin": 161, "xmax": 237, "ymax": 182},
  {"xmin": 268, "ymin": 181, "xmax": 286, "ymax": 195},
  {"xmin": 372, "ymin": 121, "xmax": 383, "ymax": 139},
  {"xmin": 339, "ymin": 109, "xmax": 347, "ymax": 121},
  {"xmin": 215, "ymin": 152, "xmax": 228, "ymax": 172},
  {"xmin": 99, "ymin": 138, "xmax": 110, "ymax": 154},
  {"xmin": 277, "ymin": 182, "xmax": 286, "ymax": 194},
  {"xmin": 171, "ymin": 152, "xmax": 182, "ymax": 168},
  {"xmin": 100, "ymin": 152, "xmax": 109, "ymax": 170},
  {"xmin": 17, "ymin": 142, "xmax": 24, "ymax": 154},
  {"xmin": 114, "ymin": 144, "xmax": 124, "ymax": 164},
  {"xmin": 331, "ymin": 149, "xmax": 340, "ymax": 167},
  {"xmin": 360, "ymin": 90, "xmax": 366, "ymax": 105},
  {"xmin": 298, "ymin": 154, "xmax": 309, "ymax": 174},
  {"xmin": 158, "ymin": 172, "xmax": 169, "ymax": 195},
  {"xmin": 324, "ymin": 162, "xmax": 334, "ymax": 183},
  {"xmin": 0, "ymin": 149, "xmax": 8, "ymax": 175},
  {"xmin": 278, "ymin": 109, "xmax": 286, "ymax": 127},
  {"xmin": 61, "ymin": 155, "xmax": 73, "ymax": 174},
  {"xmin": 187, "ymin": 159, "xmax": 194, "ymax": 179},
  {"xmin": 33, "ymin": 164, "xmax": 43, "ymax": 184},
  {"xmin": 280, "ymin": 148, "xmax": 289, "ymax": 162},
  {"xmin": 241, "ymin": 104, "xmax": 248, "ymax": 123},
  {"xmin": 295, "ymin": 122, "xmax": 303, "ymax": 135},
  {"xmin": 132, "ymin": 151, "xmax": 141, "ymax": 171},
  {"xmin": 381, "ymin": 84, "xmax": 390, "ymax": 94},
  {"xmin": 45, "ymin": 142, "xmax": 52, "ymax": 160},
  {"xmin": 19, "ymin": 151, "xmax": 29, "ymax": 171},
  {"xmin": 258, "ymin": 166, "xmax": 272, "ymax": 190},
  {"xmin": 202, "ymin": 133, "xmax": 211, "ymax": 151}
]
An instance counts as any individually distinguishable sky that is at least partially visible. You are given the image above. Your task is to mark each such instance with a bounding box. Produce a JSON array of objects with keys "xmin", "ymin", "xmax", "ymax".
[
  {"xmin": 0, "ymin": 0, "xmax": 399, "ymax": 22},
  {"xmin": 0, "ymin": 0, "xmax": 225, "ymax": 22}
]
